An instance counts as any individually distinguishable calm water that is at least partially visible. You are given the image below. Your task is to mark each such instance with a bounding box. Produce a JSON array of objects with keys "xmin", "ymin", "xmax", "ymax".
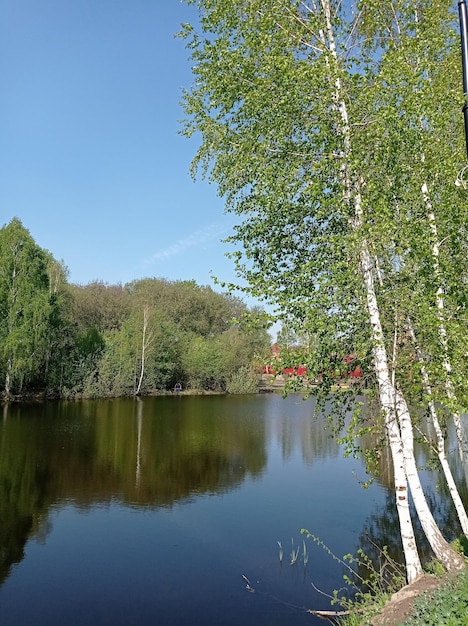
[{"xmin": 0, "ymin": 394, "xmax": 465, "ymax": 625}]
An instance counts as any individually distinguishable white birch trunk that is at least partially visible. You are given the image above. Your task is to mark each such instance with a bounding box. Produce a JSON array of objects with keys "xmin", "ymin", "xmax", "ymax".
[
  {"xmin": 135, "ymin": 305, "xmax": 152, "ymax": 396},
  {"xmin": 4, "ymin": 358, "xmax": 12, "ymax": 398},
  {"xmin": 321, "ymin": 0, "xmax": 422, "ymax": 582},
  {"xmin": 321, "ymin": 0, "xmax": 465, "ymax": 576},
  {"xmin": 394, "ymin": 388, "xmax": 465, "ymax": 570},
  {"xmin": 407, "ymin": 317, "xmax": 468, "ymax": 536},
  {"xmin": 421, "ymin": 182, "xmax": 468, "ymax": 460},
  {"xmin": 360, "ymin": 244, "xmax": 423, "ymax": 582}
]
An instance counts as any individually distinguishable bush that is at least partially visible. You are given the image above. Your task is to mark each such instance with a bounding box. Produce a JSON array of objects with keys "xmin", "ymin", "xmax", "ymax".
[{"xmin": 226, "ymin": 366, "xmax": 259, "ymax": 394}]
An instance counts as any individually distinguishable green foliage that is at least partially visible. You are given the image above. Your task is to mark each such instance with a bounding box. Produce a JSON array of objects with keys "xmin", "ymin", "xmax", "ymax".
[
  {"xmin": 452, "ymin": 536, "xmax": 468, "ymax": 558},
  {"xmin": 0, "ymin": 218, "xmax": 58, "ymax": 396},
  {"xmin": 403, "ymin": 569, "xmax": 468, "ymax": 626},
  {"xmin": 180, "ymin": 2, "xmax": 468, "ymax": 582},
  {"xmin": 180, "ymin": 0, "xmax": 468, "ymax": 412},
  {"xmin": 300, "ymin": 532, "xmax": 467, "ymax": 626},
  {"xmin": 67, "ymin": 281, "xmax": 130, "ymax": 334},
  {"xmin": 289, "ymin": 540, "xmax": 300, "ymax": 565},
  {"xmin": 0, "ymin": 220, "xmax": 268, "ymax": 398},
  {"xmin": 226, "ymin": 366, "xmax": 259, "ymax": 394},
  {"xmin": 79, "ymin": 280, "xmax": 267, "ymax": 397},
  {"xmin": 301, "ymin": 529, "xmax": 406, "ymax": 623},
  {"xmin": 181, "ymin": 334, "xmax": 224, "ymax": 391}
]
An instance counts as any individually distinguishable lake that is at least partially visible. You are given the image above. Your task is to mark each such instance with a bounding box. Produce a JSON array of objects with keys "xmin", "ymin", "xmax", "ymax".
[{"xmin": 0, "ymin": 394, "xmax": 465, "ymax": 625}]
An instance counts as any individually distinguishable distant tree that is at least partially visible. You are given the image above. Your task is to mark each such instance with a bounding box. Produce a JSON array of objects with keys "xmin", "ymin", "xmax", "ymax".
[
  {"xmin": 58, "ymin": 281, "xmax": 130, "ymax": 395},
  {"xmin": 276, "ymin": 321, "xmax": 317, "ymax": 352},
  {"xmin": 42, "ymin": 259, "xmax": 73, "ymax": 395},
  {"xmin": 67, "ymin": 281, "xmax": 130, "ymax": 334},
  {"xmin": 181, "ymin": 317, "xmax": 269, "ymax": 391},
  {"xmin": 180, "ymin": 334, "xmax": 223, "ymax": 390},
  {"xmin": 0, "ymin": 223, "xmax": 269, "ymax": 399},
  {"xmin": 0, "ymin": 218, "xmax": 56, "ymax": 397}
]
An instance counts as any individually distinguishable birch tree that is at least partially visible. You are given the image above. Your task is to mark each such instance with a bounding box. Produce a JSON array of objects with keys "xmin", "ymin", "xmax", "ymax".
[
  {"xmin": 180, "ymin": 0, "xmax": 466, "ymax": 579},
  {"xmin": 357, "ymin": 0, "xmax": 468, "ymax": 526},
  {"xmin": 135, "ymin": 304, "xmax": 154, "ymax": 396},
  {"xmin": 357, "ymin": 0, "xmax": 468, "ymax": 453}
]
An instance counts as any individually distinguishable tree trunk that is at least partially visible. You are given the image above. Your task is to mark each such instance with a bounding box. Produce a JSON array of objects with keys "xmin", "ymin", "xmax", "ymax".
[
  {"xmin": 322, "ymin": 0, "xmax": 465, "ymax": 576},
  {"xmin": 395, "ymin": 388, "xmax": 466, "ymax": 571},
  {"xmin": 135, "ymin": 304, "xmax": 154, "ymax": 396},
  {"xmin": 321, "ymin": 0, "xmax": 423, "ymax": 581},
  {"xmin": 4, "ymin": 357, "xmax": 12, "ymax": 398},
  {"xmin": 135, "ymin": 306, "xmax": 149, "ymax": 396},
  {"xmin": 422, "ymin": 182, "xmax": 468, "ymax": 460},
  {"xmin": 407, "ymin": 317, "xmax": 468, "ymax": 536},
  {"xmin": 360, "ymin": 242, "xmax": 423, "ymax": 582}
]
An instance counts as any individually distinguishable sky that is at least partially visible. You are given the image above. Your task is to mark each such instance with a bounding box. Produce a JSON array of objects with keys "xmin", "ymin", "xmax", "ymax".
[{"xmin": 0, "ymin": 1, "xmax": 260, "ymax": 309}]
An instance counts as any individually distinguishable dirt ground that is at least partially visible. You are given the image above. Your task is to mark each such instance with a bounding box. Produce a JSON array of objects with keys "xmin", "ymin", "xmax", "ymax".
[
  {"xmin": 370, "ymin": 574, "xmax": 444, "ymax": 626},
  {"xmin": 306, "ymin": 574, "xmax": 444, "ymax": 625},
  {"xmin": 308, "ymin": 574, "xmax": 447, "ymax": 625}
]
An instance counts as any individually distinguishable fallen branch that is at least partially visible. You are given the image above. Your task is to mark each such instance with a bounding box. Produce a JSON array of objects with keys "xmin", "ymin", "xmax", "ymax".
[{"xmin": 307, "ymin": 608, "xmax": 351, "ymax": 625}]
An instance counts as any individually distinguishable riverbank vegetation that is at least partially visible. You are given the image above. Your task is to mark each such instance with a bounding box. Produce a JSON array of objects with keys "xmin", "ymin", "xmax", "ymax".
[
  {"xmin": 0, "ymin": 217, "xmax": 271, "ymax": 400},
  {"xmin": 343, "ymin": 563, "xmax": 468, "ymax": 625},
  {"xmin": 401, "ymin": 567, "xmax": 468, "ymax": 625}
]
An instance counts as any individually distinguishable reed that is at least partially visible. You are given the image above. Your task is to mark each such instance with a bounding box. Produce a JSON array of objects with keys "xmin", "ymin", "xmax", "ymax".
[
  {"xmin": 303, "ymin": 540, "xmax": 308, "ymax": 566},
  {"xmin": 277, "ymin": 540, "xmax": 283, "ymax": 563},
  {"xmin": 290, "ymin": 539, "xmax": 300, "ymax": 565}
]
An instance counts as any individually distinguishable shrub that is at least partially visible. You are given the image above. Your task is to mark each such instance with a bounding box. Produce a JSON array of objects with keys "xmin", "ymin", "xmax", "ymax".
[{"xmin": 226, "ymin": 366, "xmax": 259, "ymax": 394}]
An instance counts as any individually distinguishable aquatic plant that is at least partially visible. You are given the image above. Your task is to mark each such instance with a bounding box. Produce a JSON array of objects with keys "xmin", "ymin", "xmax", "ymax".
[
  {"xmin": 303, "ymin": 540, "xmax": 308, "ymax": 566},
  {"xmin": 290, "ymin": 539, "xmax": 300, "ymax": 565},
  {"xmin": 277, "ymin": 540, "xmax": 283, "ymax": 564}
]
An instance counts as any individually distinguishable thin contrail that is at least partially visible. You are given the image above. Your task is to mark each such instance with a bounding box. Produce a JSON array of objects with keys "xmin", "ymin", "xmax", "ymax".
[{"xmin": 145, "ymin": 222, "xmax": 228, "ymax": 263}]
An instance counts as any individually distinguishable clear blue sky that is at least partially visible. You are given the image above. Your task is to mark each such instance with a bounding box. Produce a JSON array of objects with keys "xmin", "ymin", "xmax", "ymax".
[{"xmin": 1, "ymin": 1, "xmax": 250, "ymax": 301}]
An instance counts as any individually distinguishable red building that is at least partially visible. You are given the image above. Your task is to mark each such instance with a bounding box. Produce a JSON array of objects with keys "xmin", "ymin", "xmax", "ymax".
[{"xmin": 264, "ymin": 344, "xmax": 361, "ymax": 379}]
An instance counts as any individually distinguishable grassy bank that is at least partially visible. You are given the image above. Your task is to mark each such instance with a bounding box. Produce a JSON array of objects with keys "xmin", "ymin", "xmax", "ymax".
[
  {"xmin": 401, "ymin": 568, "xmax": 468, "ymax": 626},
  {"xmin": 338, "ymin": 567, "xmax": 468, "ymax": 626}
]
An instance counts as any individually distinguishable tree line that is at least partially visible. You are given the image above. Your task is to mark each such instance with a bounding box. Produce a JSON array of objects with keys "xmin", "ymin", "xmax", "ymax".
[
  {"xmin": 0, "ymin": 217, "xmax": 270, "ymax": 399},
  {"xmin": 181, "ymin": 0, "xmax": 468, "ymax": 585}
]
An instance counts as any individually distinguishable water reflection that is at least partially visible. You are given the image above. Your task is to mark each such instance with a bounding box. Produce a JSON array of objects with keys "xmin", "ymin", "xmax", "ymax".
[
  {"xmin": 266, "ymin": 395, "xmax": 341, "ymax": 464},
  {"xmin": 0, "ymin": 396, "xmax": 270, "ymax": 586},
  {"xmin": 0, "ymin": 395, "xmax": 466, "ymax": 625},
  {"xmin": 1, "ymin": 396, "xmax": 268, "ymax": 507}
]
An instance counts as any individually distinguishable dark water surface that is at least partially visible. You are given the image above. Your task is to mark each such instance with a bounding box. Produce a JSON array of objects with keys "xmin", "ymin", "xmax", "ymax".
[{"xmin": 0, "ymin": 395, "xmax": 464, "ymax": 625}]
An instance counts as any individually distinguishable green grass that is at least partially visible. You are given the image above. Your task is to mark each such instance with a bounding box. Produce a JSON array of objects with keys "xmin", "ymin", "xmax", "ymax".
[
  {"xmin": 338, "ymin": 569, "xmax": 468, "ymax": 625},
  {"xmin": 402, "ymin": 568, "xmax": 468, "ymax": 626}
]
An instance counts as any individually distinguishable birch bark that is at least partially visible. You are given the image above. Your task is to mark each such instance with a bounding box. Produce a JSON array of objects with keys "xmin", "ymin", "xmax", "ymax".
[
  {"xmin": 421, "ymin": 182, "xmax": 468, "ymax": 460},
  {"xmin": 407, "ymin": 317, "xmax": 468, "ymax": 536},
  {"xmin": 135, "ymin": 305, "xmax": 153, "ymax": 396},
  {"xmin": 394, "ymin": 388, "xmax": 465, "ymax": 571},
  {"xmin": 360, "ymin": 245, "xmax": 423, "ymax": 581},
  {"xmin": 322, "ymin": 0, "xmax": 464, "ymax": 575},
  {"xmin": 320, "ymin": 0, "xmax": 422, "ymax": 581}
]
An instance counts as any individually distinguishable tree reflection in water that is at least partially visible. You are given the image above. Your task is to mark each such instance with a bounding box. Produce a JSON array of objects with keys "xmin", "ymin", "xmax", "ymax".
[{"xmin": 0, "ymin": 394, "xmax": 465, "ymax": 624}]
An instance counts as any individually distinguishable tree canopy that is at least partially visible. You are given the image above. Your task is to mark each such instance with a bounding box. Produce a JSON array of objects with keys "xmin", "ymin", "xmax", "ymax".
[
  {"xmin": 0, "ymin": 218, "xmax": 58, "ymax": 396},
  {"xmin": 0, "ymin": 218, "xmax": 270, "ymax": 398}
]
